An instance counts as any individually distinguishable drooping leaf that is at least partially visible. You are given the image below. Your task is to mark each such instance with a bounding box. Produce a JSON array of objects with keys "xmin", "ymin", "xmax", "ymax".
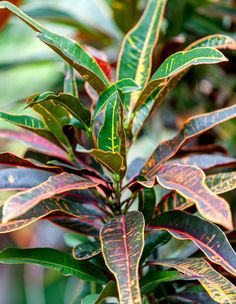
[
  {"xmin": 0, "ymin": 168, "xmax": 54, "ymax": 190},
  {"xmin": 132, "ymin": 34, "xmax": 236, "ymax": 136},
  {"xmin": 155, "ymin": 258, "xmax": 236, "ymax": 303},
  {"xmin": 0, "ymin": 1, "xmax": 111, "ymax": 93},
  {"xmin": 140, "ymin": 270, "xmax": 189, "ymax": 294},
  {"xmin": 73, "ymin": 241, "xmax": 101, "ymax": 260},
  {"xmin": 100, "ymin": 211, "xmax": 145, "ymax": 304},
  {"xmin": 2, "ymin": 172, "xmax": 99, "ymax": 223},
  {"xmin": 135, "ymin": 47, "xmax": 227, "ymax": 111},
  {"xmin": 149, "ymin": 210, "xmax": 236, "ymax": 276},
  {"xmin": 30, "ymin": 92, "xmax": 91, "ymax": 131},
  {"xmin": 0, "ymin": 247, "xmax": 108, "ymax": 284},
  {"xmin": 143, "ymin": 105, "xmax": 236, "ymax": 177},
  {"xmin": 117, "ymin": 0, "xmax": 167, "ymax": 115},
  {"xmin": 64, "ymin": 63, "xmax": 78, "ymax": 97},
  {"xmin": 155, "ymin": 163, "xmax": 233, "ymax": 230},
  {"xmin": 0, "ymin": 129, "xmax": 70, "ymax": 163},
  {"xmin": 0, "ymin": 191, "xmax": 105, "ymax": 234},
  {"xmin": 0, "ymin": 111, "xmax": 66, "ymax": 148}
]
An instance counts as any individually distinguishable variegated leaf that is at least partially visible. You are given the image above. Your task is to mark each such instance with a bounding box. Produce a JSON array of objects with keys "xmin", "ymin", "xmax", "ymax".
[
  {"xmin": 149, "ymin": 211, "xmax": 236, "ymax": 276},
  {"xmin": 100, "ymin": 211, "xmax": 144, "ymax": 304},
  {"xmin": 117, "ymin": 0, "xmax": 167, "ymax": 116},
  {"xmin": 155, "ymin": 258, "xmax": 236, "ymax": 303}
]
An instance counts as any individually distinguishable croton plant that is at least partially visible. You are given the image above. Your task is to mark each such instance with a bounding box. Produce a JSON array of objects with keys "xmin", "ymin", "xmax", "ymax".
[{"xmin": 0, "ymin": 0, "xmax": 236, "ymax": 303}]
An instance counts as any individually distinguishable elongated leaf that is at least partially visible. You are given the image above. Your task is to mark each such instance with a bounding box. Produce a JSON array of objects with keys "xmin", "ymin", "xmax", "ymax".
[
  {"xmin": 168, "ymin": 154, "xmax": 236, "ymax": 170},
  {"xmin": 149, "ymin": 211, "xmax": 236, "ymax": 276},
  {"xmin": 117, "ymin": 0, "xmax": 167, "ymax": 114},
  {"xmin": 155, "ymin": 163, "xmax": 233, "ymax": 230},
  {"xmin": 93, "ymin": 79, "xmax": 141, "ymax": 119},
  {"xmin": 100, "ymin": 211, "xmax": 145, "ymax": 304},
  {"xmin": 50, "ymin": 217, "xmax": 101, "ymax": 237},
  {"xmin": 64, "ymin": 63, "xmax": 78, "ymax": 97},
  {"xmin": 0, "ymin": 152, "xmax": 62, "ymax": 173},
  {"xmin": 132, "ymin": 34, "xmax": 236, "ymax": 136},
  {"xmin": 2, "ymin": 172, "xmax": 99, "ymax": 223},
  {"xmin": 0, "ymin": 130, "xmax": 69, "ymax": 162},
  {"xmin": 135, "ymin": 47, "xmax": 227, "ymax": 110},
  {"xmin": 143, "ymin": 105, "xmax": 236, "ymax": 177},
  {"xmin": 0, "ymin": 1, "xmax": 110, "ymax": 93},
  {"xmin": 73, "ymin": 241, "xmax": 101, "ymax": 260},
  {"xmin": 0, "ymin": 247, "xmax": 108, "ymax": 284},
  {"xmin": 0, "ymin": 0, "xmax": 23, "ymax": 30},
  {"xmin": 0, "ymin": 111, "xmax": 65, "ymax": 148},
  {"xmin": 31, "ymin": 92, "xmax": 90, "ymax": 130},
  {"xmin": 140, "ymin": 270, "xmax": 189, "ymax": 294},
  {"xmin": 0, "ymin": 191, "xmax": 105, "ymax": 233},
  {"xmin": 138, "ymin": 179, "xmax": 156, "ymax": 224},
  {"xmin": 0, "ymin": 168, "xmax": 54, "ymax": 190},
  {"xmin": 155, "ymin": 259, "xmax": 236, "ymax": 303}
]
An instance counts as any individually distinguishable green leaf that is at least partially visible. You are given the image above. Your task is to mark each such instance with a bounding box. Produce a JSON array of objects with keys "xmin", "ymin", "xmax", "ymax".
[
  {"xmin": 117, "ymin": 0, "xmax": 167, "ymax": 115},
  {"xmin": 140, "ymin": 270, "xmax": 189, "ymax": 294},
  {"xmin": 0, "ymin": 247, "xmax": 108, "ymax": 284},
  {"xmin": 156, "ymin": 258, "xmax": 236, "ymax": 303},
  {"xmin": 155, "ymin": 163, "xmax": 233, "ymax": 230},
  {"xmin": 206, "ymin": 171, "xmax": 236, "ymax": 194},
  {"xmin": 73, "ymin": 241, "xmax": 101, "ymax": 260},
  {"xmin": 64, "ymin": 63, "xmax": 78, "ymax": 97},
  {"xmin": 31, "ymin": 92, "xmax": 91, "ymax": 130},
  {"xmin": 82, "ymin": 281, "xmax": 118, "ymax": 304},
  {"xmin": 143, "ymin": 104, "xmax": 236, "ymax": 177},
  {"xmin": 100, "ymin": 211, "xmax": 145, "ymax": 304},
  {"xmin": 132, "ymin": 34, "xmax": 236, "ymax": 136},
  {"xmin": 149, "ymin": 210, "xmax": 236, "ymax": 276},
  {"xmin": 30, "ymin": 100, "xmax": 71, "ymax": 147},
  {"xmin": 138, "ymin": 178, "xmax": 156, "ymax": 224},
  {"xmin": 0, "ymin": 1, "xmax": 110, "ymax": 93},
  {"xmin": 140, "ymin": 231, "xmax": 171, "ymax": 264},
  {"xmin": 2, "ymin": 172, "xmax": 99, "ymax": 223},
  {"xmin": 135, "ymin": 47, "xmax": 227, "ymax": 111},
  {"xmin": 93, "ymin": 79, "xmax": 141, "ymax": 119}
]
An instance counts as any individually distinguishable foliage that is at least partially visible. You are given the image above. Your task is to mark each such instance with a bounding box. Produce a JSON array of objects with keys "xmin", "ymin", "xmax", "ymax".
[{"xmin": 0, "ymin": 0, "xmax": 236, "ymax": 303}]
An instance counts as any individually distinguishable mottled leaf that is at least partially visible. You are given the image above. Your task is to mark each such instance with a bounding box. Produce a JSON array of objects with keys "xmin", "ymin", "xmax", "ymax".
[
  {"xmin": 149, "ymin": 211, "xmax": 236, "ymax": 276},
  {"xmin": 0, "ymin": 1, "xmax": 110, "ymax": 93},
  {"xmin": 2, "ymin": 172, "xmax": 99, "ymax": 223},
  {"xmin": 155, "ymin": 163, "xmax": 233, "ymax": 230},
  {"xmin": 155, "ymin": 258, "xmax": 236, "ymax": 303},
  {"xmin": 117, "ymin": 0, "xmax": 167, "ymax": 115},
  {"xmin": 132, "ymin": 34, "xmax": 236, "ymax": 136},
  {"xmin": 135, "ymin": 47, "xmax": 227, "ymax": 111},
  {"xmin": 0, "ymin": 248, "xmax": 108, "ymax": 284},
  {"xmin": 143, "ymin": 105, "xmax": 236, "ymax": 177},
  {"xmin": 100, "ymin": 211, "xmax": 145, "ymax": 304},
  {"xmin": 206, "ymin": 171, "xmax": 236, "ymax": 194}
]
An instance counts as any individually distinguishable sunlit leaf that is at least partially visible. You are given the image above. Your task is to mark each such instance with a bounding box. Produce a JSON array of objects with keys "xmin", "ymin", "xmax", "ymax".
[
  {"xmin": 117, "ymin": 0, "xmax": 167, "ymax": 115},
  {"xmin": 100, "ymin": 211, "xmax": 144, "ymax": 304},
  {"xmin": 0, "ymin": 1, "xmax": 111, "ymax": 93},
  {"xmin": 155, "ymin": 258, "xmax": 236, "ymax": 303},
  {"xmin": 0, "ymin": 247, "xmax": 108, "ymax": 284},
  {"xmin": 149, "ymin": 211, "xmax": 236, "ymax": 276},
  {"xmin": 132, "ymin": 34, "xmax": 236, "ymax": 136}
]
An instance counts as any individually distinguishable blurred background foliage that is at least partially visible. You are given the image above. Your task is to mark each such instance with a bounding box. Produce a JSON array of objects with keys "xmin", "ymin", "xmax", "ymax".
[{"xmin": 0, "ymin": 0, "xmax": 235, "ymax": 303}]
